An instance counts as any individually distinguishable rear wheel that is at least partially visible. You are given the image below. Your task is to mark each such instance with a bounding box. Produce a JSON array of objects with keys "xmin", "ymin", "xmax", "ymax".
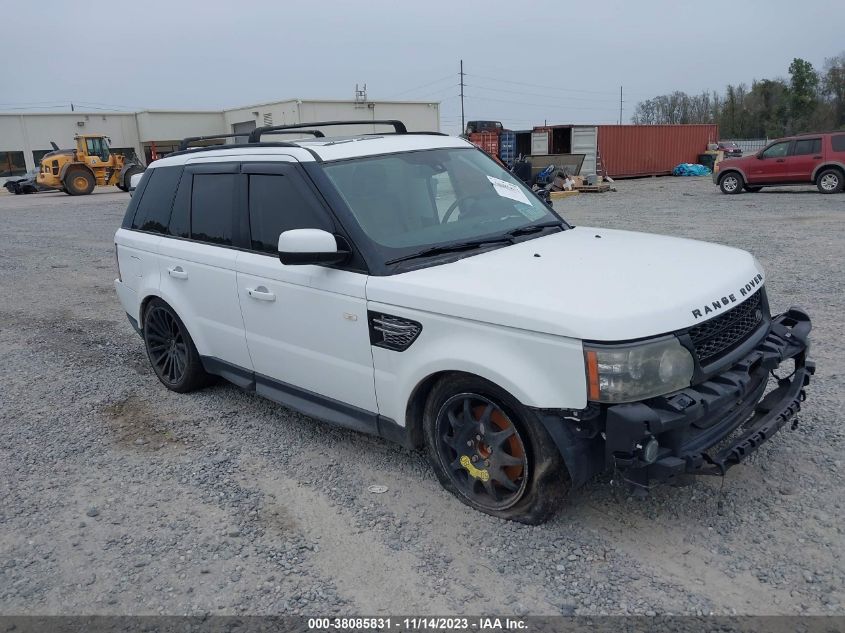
[
  {"xmin": 719, "ymin": 172, "xmax": 743, "ymax": 194},
  {"xmin": 816, "ymin": 168, "xmax": 843, "ymax": 194},
  {"xmin": 63, "ymin": 168, "xmax": 95, "ymax": 196},
  {"xmin": 143, "ymin": 298, "xmax": 211, "ymax": 393},
  {"xmin": 423, "ymin": 374, "xmax": 568, "ymax": 524}
]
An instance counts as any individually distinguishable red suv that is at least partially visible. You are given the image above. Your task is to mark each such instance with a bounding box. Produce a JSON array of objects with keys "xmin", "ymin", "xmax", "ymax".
[{"xmin": 714, "ymin": 132, "xmax": 845, "ymax": 194}]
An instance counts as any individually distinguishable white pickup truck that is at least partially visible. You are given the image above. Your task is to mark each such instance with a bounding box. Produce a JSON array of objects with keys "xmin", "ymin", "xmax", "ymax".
[{"xmin": 114, "ymin": 120, "xmax": 813, "ymax": 523}]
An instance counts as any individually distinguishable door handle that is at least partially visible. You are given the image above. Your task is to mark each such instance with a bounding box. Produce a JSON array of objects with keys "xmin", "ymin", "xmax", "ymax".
[
  {"xmin": 775, "ymin": 158, "xmax": 785, "ymax": 163},
  {"xmin": 813, "ymin": 155, "xmax": 823, "ymax": 159},
  {"xmin": 167, "ymin": 266, "xmax": 188, "ymax": 279},
  {"xmin": 247, "ymin": 286, "xmax": 276, "ymax": 302}
]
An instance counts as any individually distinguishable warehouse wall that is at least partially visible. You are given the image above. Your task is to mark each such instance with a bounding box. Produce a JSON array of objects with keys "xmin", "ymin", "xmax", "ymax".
[
  {"xmin": 222, "ymin": 100, "xmax": 440, "ymax": 138},
  {"xmin": 0, "ymin": 113, "xmax": 141, "ymax": 178},
  {"xmin": 1, "ymin": 99, "xmax": 442, "ymax": 184},
  {"xmin": 223, "ymin": 101, "xmax": 300, "ymax": 135},
  {"xmin": 136, "ymin": 111, "xmax": 225, "ymax": 143}
]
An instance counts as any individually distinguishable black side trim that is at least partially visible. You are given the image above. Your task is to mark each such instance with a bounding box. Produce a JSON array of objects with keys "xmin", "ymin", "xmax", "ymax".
[
  {"xmin": 198, "ymin": 356, "xmax": 411, "ymax": 446},
  {"xmin": 201, "ymin": 356, "xmax": 255, "ymax": 390}
]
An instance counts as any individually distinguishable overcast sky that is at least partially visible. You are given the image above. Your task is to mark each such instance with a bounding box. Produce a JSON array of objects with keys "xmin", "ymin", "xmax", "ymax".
[{"xmin": 2, "ymin": 0, "xmax": 841, "ymax": 134}]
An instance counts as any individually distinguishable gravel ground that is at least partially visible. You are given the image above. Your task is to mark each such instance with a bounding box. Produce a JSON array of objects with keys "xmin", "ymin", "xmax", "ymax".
[{"xmin": 0, "ymin": 178, "xmax": 842, "ymax": 617}]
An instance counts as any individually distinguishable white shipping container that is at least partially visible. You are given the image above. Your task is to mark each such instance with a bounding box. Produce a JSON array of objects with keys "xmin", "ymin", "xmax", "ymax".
[{"xmin": 531, "ymin": 131, "xmax": 550, "ymax": 155}]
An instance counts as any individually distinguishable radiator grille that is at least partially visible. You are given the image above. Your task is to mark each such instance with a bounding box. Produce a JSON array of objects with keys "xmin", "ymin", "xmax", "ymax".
[{"xmin": 688, "ymin": 290, "xmax": 765, "ymax": 365}]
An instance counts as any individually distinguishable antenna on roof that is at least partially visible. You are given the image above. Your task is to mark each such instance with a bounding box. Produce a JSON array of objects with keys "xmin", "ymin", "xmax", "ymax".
[{"xmin": 354, "ymin": 83, "xmax": 368, "ymax": 107}]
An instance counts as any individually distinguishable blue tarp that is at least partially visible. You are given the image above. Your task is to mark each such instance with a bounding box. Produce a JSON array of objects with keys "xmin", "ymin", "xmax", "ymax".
[{"xmin": 673, "ymin": 163, "xmax": 711, "ymax": 176}]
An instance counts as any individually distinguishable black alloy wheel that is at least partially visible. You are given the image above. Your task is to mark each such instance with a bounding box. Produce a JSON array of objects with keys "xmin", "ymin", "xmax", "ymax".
[
  {"xmin": 424, "ymin": 374, "xmax": 569, "ymax": 524},
  {"xmin": 435, "ymin": 393, "xmax": 530, "ymax": 511},
  {"xmin": 142, "ymin": 299, "xmax": 210, "ymax": 392},
  {"xmin": 146, "ymin": 305, "xmax": 188, "ymax": 384}
]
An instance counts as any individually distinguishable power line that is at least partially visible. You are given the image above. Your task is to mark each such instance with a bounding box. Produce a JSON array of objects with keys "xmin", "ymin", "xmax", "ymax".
[
  {"xmin": 467, "ymin": 72, "xmax": 620, "ymax": 96},
  {"xmin": 384, "ymin": 73, "xmax": 456, "ymax": 99},
  {"xmin": 463, "ymin": 94, "xmax": 621, "ymax": 112},
  {"xmin": 464, "ymin": 83, "xmax": 620, "ymax": 104}
]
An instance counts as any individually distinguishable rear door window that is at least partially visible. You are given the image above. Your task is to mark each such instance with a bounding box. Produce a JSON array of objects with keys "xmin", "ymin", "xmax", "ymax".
[
  {"xmin": 131, "ymin": 166, "xmax": 182, "ymax": 233},
  {"xmin": 190, "ymin": 174, "xmax": 238, "ymax": 246},
  {"xmin": 792, "ymin": 138, "xmax": 822, "ymax": 155}
]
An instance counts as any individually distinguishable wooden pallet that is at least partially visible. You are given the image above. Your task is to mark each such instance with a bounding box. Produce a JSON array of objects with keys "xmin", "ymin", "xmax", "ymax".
[
  {"xmin": 574, "ymin": 183, "xmax": 611, "ymax": 193},
  {"xmin": 549, "ymin": 190, "xmax": 581, "ymax": 200}
]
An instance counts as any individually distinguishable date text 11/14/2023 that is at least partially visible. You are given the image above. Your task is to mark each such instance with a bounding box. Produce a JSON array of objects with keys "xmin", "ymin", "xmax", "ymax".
[{"xmin": 307, "ymin": 616, "xmax": 528, "ymax": 631}]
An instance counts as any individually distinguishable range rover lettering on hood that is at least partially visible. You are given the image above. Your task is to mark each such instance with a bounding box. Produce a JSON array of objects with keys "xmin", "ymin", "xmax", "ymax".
[{"xmin": 691, "ymin": 273, "xmax": 764, "ymax": 319}]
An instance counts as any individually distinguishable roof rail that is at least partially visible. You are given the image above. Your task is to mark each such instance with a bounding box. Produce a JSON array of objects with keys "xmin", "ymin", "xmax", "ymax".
[
  {"xmin": 165, "ymin": 141, "xmax": 304, "ymax": 160},
  {"xmin": 248, "ymin": 120, "xmax": 407, "ymax": 143},
  {"xmin": 178, "ymin": 130, "xmax": 327, "ymax": 151},
  {"xmin": 261, "ymin": 129, "xmax": 325, "ymax": 138},
  {"xmin": 178, "ymin": 133, "xmax": 247, "ymax": 151}
]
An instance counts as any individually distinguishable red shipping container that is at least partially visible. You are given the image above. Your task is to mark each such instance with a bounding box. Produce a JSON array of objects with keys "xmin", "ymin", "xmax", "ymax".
[
  {"xmin": 469, "ymin": 132, "xmax": 501, "ymax": 159},
  {"xmin": 598, "ymin": 124, "xmax": 719, "ymax": 178}
]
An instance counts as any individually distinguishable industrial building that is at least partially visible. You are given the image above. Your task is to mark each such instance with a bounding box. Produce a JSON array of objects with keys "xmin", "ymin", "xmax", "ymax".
[{"xmin": 0, "ymin": 98, "xmax": 441, "ymax": 183}]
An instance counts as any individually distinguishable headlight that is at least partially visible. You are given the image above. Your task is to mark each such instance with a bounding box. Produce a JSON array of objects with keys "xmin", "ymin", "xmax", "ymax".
[{"xmin": 584, "ymin": 337, "xmax": 694, "ymax": 403}]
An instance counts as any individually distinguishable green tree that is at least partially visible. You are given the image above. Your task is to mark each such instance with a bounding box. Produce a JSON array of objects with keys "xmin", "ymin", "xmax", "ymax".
[
  {"xmin": 788, "ymin": 58, "xmax": 820, "ymax": 132},
  {"xmin": 822, "ymin": 52, "xmax": 845, "ymax": 128}
]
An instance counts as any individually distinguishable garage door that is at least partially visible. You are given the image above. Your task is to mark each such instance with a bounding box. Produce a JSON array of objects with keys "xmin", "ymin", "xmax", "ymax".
[
  {"xmin": 232, "ymin": 120, "xmax": 257, "ymax": 144},
  {"xmin": 572, "ymin": 126, "xmax": 597, "ymax": 175}
]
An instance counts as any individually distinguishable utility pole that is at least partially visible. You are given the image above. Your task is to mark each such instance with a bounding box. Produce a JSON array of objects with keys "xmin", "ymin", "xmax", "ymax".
[
  {"xmin": 618, "ymin": 86, "xmax": 622, "ymax": 124},
  {"xmin": 459, "ymin": 60, "xmax": 465, "ymax": 134}
]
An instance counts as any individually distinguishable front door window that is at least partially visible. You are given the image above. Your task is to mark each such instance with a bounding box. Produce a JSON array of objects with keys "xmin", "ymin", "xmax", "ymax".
[{"xmin": 760, "ymin": 141, "xmax": 790, "ymax": 159}]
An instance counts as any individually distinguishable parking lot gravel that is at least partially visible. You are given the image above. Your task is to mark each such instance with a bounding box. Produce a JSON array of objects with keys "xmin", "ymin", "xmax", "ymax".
[{"xmin": 0, "ymin": 178, "xmax": 843, "ymax": 616}]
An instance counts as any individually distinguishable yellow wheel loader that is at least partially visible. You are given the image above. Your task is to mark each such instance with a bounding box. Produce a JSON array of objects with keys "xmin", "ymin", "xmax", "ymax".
[{"xmin": 36, "ymin": 135, "xmax": 143, "ymax": 196}]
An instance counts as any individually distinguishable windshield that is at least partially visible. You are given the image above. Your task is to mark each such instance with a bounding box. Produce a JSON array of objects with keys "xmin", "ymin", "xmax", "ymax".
[{"xmin": 323, "ymin": 147, "xmax": 563, "ymax": 264}]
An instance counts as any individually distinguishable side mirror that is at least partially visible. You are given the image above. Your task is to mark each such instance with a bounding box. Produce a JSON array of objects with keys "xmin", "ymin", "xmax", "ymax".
[
  {"xmin": 278, "ymin": 229, "xmax": 350, "ymax": 266},
  {"xmin": 756, "ymin": 151, "xmax": 763, "ymax": 159}
]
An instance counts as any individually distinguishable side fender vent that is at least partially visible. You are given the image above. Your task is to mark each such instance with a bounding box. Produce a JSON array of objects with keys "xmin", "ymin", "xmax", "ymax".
[{"xmin": 368, "ymin": 312, "xmax": 422, "ymax": 351}]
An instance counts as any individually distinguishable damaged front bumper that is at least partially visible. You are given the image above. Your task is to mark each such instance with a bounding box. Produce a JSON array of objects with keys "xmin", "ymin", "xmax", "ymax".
[
  {"xmin": 536, "ymin": 308, "xmax": 814, "ymax": 492},
  {"xmin": 605, "ymin": 307, "xmax": 814, "ymax": 490}
]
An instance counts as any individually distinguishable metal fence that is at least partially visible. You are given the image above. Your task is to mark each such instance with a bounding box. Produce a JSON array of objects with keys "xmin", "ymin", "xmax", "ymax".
[{"xmin": 722, "ymin": 139, "xmax": 769, "ymax": 153}]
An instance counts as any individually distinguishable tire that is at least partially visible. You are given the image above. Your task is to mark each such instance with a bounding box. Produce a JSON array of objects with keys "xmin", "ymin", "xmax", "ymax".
[
  {"xmin": 142, "ymin": 298, "xmax": 212, "ymax": 393},
  {"xmin": 816, "ymin": 168, "xmax": 844, "ymax": 194},
  {"xmin": 118, "ymin": 166, "xmax": 142, "ymax": 192},
  {"xmin": 719, "ymin": 172, "xmax": 743, "ymax": 194},
  {"xmin": 423, "ymin": 374, "xmax": 569, "ymax": 524},
  {"xmin": 63, "ymin": 168, "xmax": 95, "ymax": 196},
  {"xmin": 744, "ymin": 185, "xmax": 762, "ymax": 193}
]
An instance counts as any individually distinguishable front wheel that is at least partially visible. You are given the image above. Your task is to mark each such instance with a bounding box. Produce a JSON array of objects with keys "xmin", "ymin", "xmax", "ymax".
[
  {"xmin": 817, "ymin": 168, "xmax": 843, "ymax": 194},
  {"xmin": 119, "ymin": 166, "xmax": 142, "ymax": 192},
  {"xmin": 719, "ymin": 172, "xmax": 743, "ymax": 194},
  {"xmin": 423, "ymin": 374, "xmax": 568, "ymax": 524}
]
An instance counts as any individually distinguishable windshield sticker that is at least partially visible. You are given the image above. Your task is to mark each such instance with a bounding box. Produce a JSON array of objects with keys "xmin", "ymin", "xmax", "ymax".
[{"xmin": 486, "ymin": 175, "xmax": 531, "ymax": 205}]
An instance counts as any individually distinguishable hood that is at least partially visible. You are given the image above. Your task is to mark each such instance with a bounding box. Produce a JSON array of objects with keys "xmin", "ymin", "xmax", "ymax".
[{"xmin": 366, "ymin": 227, "xmax": 765, "ymax": 341}]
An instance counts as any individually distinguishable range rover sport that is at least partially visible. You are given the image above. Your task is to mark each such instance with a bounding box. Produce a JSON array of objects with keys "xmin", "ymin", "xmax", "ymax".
[{"xmin": 114, "ymin": 120, "xmax": 813, "ymax": 524}]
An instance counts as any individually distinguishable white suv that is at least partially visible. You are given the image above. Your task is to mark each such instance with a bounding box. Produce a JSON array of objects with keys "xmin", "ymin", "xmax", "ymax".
[{"xmin": 114, "ymin": 120, "xmax": 813, "ymax": 524}]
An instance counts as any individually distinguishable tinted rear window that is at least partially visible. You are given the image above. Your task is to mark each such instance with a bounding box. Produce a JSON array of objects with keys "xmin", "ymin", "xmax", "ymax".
[
  {"xmin": 793, "ymin": 138, "xmax": 821, "ymax": 155},
  {"xmin": 191, "ymin": 174, "xmax": 237, "ymax": 246},
  {"xmin": 131, "ymin": 166, "xmax": 182, "ymax": 233},
  {"xmin": 832, "ymin": 134, "xmax": 845, "ymax": 152},
  {"xmin": 168, "ymin": 170, "xmax": 191, "ymax": 238},
  {"xmin": 248, "ymin": 174, "xmax": 331, "ymax": 254}
]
